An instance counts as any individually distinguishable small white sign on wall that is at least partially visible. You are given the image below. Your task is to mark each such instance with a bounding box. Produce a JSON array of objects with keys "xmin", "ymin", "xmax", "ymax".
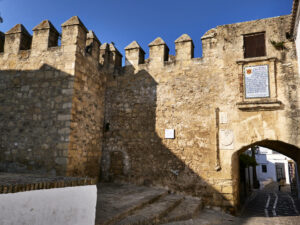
[
  {"xmin": 219, "ymin": 112, "xmax": 228, "ymax": 124},
  {"xmin": 165, "ymin": 129, "xmax": 175, "ymax": 139}
]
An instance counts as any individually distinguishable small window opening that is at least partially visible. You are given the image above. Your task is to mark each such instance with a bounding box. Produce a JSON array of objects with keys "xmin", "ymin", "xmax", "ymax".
[
  {"xmin": 20, "ymin": 34, "xmax": 32, "ymax": 50},
  {"xmin": 0, "ymin": 32, "xmax": 4, "ymax": 52},
  {"xmin": 244, "ymin": 32, "xmax": 266, "ymax": 58},
  {"xmin": 104, "ymin": 122, "xmax": 110, "ymax": 132},
  {"xmin": 49, "ymin": 32, "xmax": 60, "ymax": 48},
  {"xmin": 262, "ymin": 164, "xmax": 267, "ymax": 173},
  {"xmin": 85, "ymin": 43, "xmax": 93, "ymax": 55},
  {"xmin": 164, "ymin": 47, "xmax": 169, "ymax": 62}
]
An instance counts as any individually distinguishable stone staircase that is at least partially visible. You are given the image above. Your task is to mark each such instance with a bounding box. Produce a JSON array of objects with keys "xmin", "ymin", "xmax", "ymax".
[{"xmin": 96, "ymin": 183, "xmax": 203, "ymax": 225}]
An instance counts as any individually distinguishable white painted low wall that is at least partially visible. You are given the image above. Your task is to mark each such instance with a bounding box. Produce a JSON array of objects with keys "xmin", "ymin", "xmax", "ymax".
[{"xmin": 0, "ymin": 185, "xmax": 97, "ymax": 225}]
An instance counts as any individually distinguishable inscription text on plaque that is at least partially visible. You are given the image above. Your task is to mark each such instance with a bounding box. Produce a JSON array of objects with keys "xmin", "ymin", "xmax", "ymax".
[{"xmin": 244, "ymin": 65, "xmax": 269, "ymax": 98}]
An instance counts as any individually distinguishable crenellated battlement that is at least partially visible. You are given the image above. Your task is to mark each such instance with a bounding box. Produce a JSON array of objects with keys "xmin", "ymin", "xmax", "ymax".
[
  {"xmin": 123, "ymin": 31, "xmax": 218, "ymax": 69},
  {"xmin": 0, "ymin": 15, "xmax": 219, "ymax": 71},
  {"xmin": 125, "ymin": 41, "xmax": 145, "ymax": 67},
  {"xmin": 148, "ymin": 37, "xmax": 169, "ymax": 65},
  {"xmin": 4, "ymin": 24, "xmax": 32, "ymax": 53},
  {"xmin": 98, "ymin": 42, "xmax": 122, "ymax": 70},
  {"xmin": 0, "ymin": 16, "xmax": 123, "ymax": 71},
  {"xmin": 0, "ymin": 16, "xmax": 86, "ymax": 54},
  {"xmin": 32, "ymin": 20, "xmax": 60, "ymax": 51},
  {"xmin": 86, "ymin": 30, "xmax": 101, "ymax": 60},
  {"xmin": 0, "ymin": 16, "xmax": 116, "ymax": 179},
  {"xmin": 0, "ymin": 13, "xmax": 296, "ymax": 212}
]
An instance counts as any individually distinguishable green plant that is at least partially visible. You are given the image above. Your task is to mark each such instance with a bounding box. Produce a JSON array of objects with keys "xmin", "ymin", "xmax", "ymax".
[
  {"xmin": 239, "ymin": 153, "xmax": 258, "ymax": 168},
  {"xmin": 270, "ymin": 40, "xmax": 286, "ymax": 50}
]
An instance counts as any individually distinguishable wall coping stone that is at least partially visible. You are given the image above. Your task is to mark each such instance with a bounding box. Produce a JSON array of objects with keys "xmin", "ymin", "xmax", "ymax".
[
  {"xmin": 100, "ymin": 43, "xmax": 109, "ymax": 50},
  {"xmin": 175, "ymin": 34, "xmax": 193, "ymax": 43},
  {"xmin": 61, "ymin": 16, "xmax": 88, "ymax": 33},
  {"xmin": 109, "ymin": 42, "xmax": 122, "ymax": 55},
  {"xmin": 32, "ymin": 20, "xmax": 59, "ymax": 35},
  {"xmin": 0, "ymin": 173, "xmax": 96, "ymax": 194},
  {"xmin": 6, "ymin": 24, "xmax": 30, "ymax": 36},
  {"xmin": 87, "ymin": 30, "xmax": 101, "ymax": 45},
  {"xmin": 125, "ymin": 41, "xmax": 145, "ymax": 54},
  {"xmin": 148, "ymin": 37, "xmax": 166, "ymax": 47}
]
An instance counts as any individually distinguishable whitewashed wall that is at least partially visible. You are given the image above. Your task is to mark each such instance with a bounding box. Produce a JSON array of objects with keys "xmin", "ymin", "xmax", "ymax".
[
  {"xmin": 255, "ymin": 147, "xmax": 291, "ymax": 184},
  {"xmin": 0, "ymin": 185, "xmax": 97, "ymax": 225}
]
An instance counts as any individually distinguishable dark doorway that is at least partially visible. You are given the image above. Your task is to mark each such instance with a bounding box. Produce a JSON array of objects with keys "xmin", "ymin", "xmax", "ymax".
[
  {"xmin": 276, "ymin": 163, "xmax": 286, "ymax": 181},
  {"xmin": 109, "ymin": 151, "xmax": 124, "ymax": 177}
]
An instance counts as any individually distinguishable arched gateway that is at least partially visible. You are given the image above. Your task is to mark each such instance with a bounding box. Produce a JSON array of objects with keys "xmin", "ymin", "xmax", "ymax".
[
  {"xmin": 232, "ymin": 140, "xmax": 300, "ymax": 208},
  {"xmin": 0, "ymin": 1, "xmax": 300, "ymax": 215},
  {"xmin": 101, "ymin": 14, "xmax": 300, "ymax": 213}
]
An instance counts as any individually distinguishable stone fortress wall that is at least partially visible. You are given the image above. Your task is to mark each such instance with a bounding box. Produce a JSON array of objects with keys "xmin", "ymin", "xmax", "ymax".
[
  {"xmin": 0, "ymin": 14, "xmax": 300, "ymax": 212},
  {"xmin": 102, "ymin": 15, "xmax": 300, "ymax": 210},
  {"xmin": 0, "ymin": 16, "xmax": 116, "ymax": 178}
]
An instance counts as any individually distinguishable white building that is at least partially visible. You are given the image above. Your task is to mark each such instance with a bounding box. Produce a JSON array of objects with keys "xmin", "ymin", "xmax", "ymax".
[{"xmin": 254, "ymin": 147, "xmax": 292, "ymax": 185}]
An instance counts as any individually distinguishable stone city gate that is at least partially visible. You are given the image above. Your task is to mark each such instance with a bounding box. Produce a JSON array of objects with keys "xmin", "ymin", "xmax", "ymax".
[
  {"xmin": 233, "ymin": 140, "xmax": 300, "ymax": 206},
  {"xmin": 100, "ymin": 15, "xmax": 300, "ymax": 212},
  {"xmin": 0, "ymin": 14, "xmax": 299, "ymax": 213}
]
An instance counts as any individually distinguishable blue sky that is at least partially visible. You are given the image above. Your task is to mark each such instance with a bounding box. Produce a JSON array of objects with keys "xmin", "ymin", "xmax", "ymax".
[{"xmin": 0, "ymin": 0, "xmax": 293, "ymax": 60}]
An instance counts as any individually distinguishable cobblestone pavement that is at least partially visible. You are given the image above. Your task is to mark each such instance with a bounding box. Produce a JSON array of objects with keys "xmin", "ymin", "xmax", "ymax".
[
  {"xmin": 236, "ymin": 185, "xmax": 300, "ymax": 225},
  {"xmin": 189, "ymin": 184, "xmax": 300, "ymax": 225}
]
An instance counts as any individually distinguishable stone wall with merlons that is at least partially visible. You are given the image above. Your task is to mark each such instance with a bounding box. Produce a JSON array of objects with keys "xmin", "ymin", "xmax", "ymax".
[
  {"xmin": 67, "ymin": 29, "xmax": 107, "ymax": 178},
  {"xmin": 102, "ymin": 15, "xmax": 300, "ymax": 211},
  {"xmin": 0, "ymin": 17, "xmax": 107, "ymax": 178},
  {"xmin": 0, "ymin": 14, "xmax": 300, "ymax": 212}
]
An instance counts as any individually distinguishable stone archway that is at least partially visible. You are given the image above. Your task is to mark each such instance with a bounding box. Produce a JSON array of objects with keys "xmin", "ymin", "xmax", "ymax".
[
  {"xmin": 232, "ymin": 140, "xmax": 300, "ymax": 208},
  {"xmin": 109, "ymin": 151, "xmax": 125, "ymax": 177},
  {"xmin": 100, "ymin": 148, "xmax": 130, "ymax": 182}
]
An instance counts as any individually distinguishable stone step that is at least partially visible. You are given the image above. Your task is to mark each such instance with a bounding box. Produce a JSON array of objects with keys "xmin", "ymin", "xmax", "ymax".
[
  {"xmin": 96, "ymin": 183, "xmax": 168, "ymax": 225},
  {"xmin": 160, "ymin": 209, "xmax": 237, "ymax": 225},
  {"xmin": 159, "ymin": 220, "xmax": 196, "ymax": 225},
  {"xmin": 160, "ymin": 196, "xmax": 202, "ymax": 223},
  {"xmin": 114, "ymin": 194, "xmax": 184, "ymax": 225}
]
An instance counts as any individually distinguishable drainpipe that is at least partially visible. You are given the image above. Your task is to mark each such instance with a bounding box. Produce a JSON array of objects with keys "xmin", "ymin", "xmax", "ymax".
[{"xmin": 215, "ymin": 108, "xmax": 221, "ymax": 171}]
